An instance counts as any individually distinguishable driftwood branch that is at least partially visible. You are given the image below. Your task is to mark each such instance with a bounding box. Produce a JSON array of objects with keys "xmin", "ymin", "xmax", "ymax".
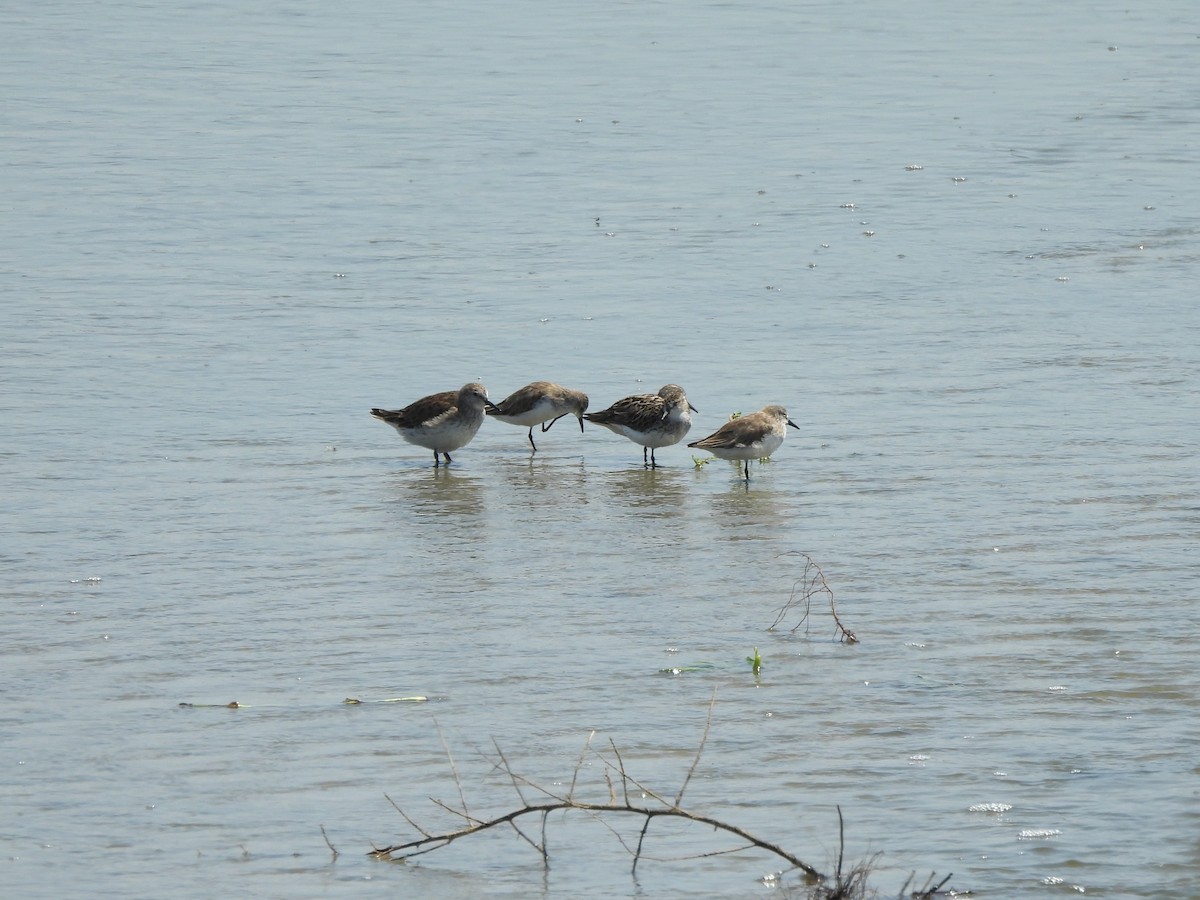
[
  {"xmin": 367, "ymin": 710, "xmax": 965, "ymax": 898},
  {"xmin": 370, "ymin": 697, "xmax": 824, "ymax": 882},
  {"xmin": 372, "ymin": 796, "xmax": 823, "ymax": 879},
  {"xmin": 768, "ymin": 551, "xmax": 857, "ymax": 643}
]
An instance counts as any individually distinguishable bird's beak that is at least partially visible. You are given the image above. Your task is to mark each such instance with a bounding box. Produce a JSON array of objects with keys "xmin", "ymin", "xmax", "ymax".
[
  {"xmin": 578, "ymin": 414, "xmax": 585, "ymax": 432},
  {"xmin": 485, "ymin": 399, "xmax": 501, "ymax": 413},
  {"xmin": 787, "ymin": 418, "xmax": 800, "ymax": 430},
  {"xmin": 689, "ymin": 402, "xmax": 699, "ymax": 413}
]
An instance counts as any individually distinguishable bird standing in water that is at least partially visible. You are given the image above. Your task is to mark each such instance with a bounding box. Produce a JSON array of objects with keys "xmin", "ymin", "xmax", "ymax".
[
  {"xmin": 370, "ymin": 382, "xmax": 498, "ymax": 466},
  {"xmin": 487, "ymin": 381, "xmax": 589, "ymax": 452},
  {"xmin": 584, "ymin": 383, "xmax": 696, "ymax": 467},
  {"xmin": 688, "ymin": 404, "xmax": 799, "ymax": 481}
]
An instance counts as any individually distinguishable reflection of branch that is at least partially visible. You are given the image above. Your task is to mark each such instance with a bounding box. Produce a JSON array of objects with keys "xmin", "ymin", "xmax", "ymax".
[
  {"xmin": 370, "ymin": 696, "xmax": 824, "ymax": 882},
  {"xmin": 768, "ymin": 552, "xmax": 857, "ymax": 643}
]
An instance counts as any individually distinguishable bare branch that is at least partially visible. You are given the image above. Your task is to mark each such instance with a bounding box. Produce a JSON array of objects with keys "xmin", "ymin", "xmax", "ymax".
[
  {"xmin": 491, "ymin": 739, "xmax": 568, "ymax": 804},
  {"xmin": 368, "ymin": 722, "xmax": 925, "ymax": 888},
  {"xmin": 320, "ymin": 824, "xmax": 339, "ymax": 861},
  {"xmin": 435, "ymin": 720, "xmax": 471, "ymax": 821},
  {"xmin": 768, "ymin": 552, "xmax": 857, "ymax": 643},
  {"xmin": 505, "ymin": 813, "xmax": 546, "ymax": 860},
  {"xmin": 607, "ymin": 738, "xmax": 631, "ymax": 807},
  {"xmin": 912, "ymin": 870, "xmax": 955, "ymax": 898},
  {"xmin": 567, "ymin": 730, "xmax": 595, "ymax": 803},
  {"xmin": 492, "ymin": 738, "xmax": 530, "ymax": 807},
  {"xmin": 373, "ymin": 799, "xmax": 823, "ymax": 879},
  {"xmin": 603, "ymin": 765, "xmax": 616, "ymax": 804},
  {"xmin": 427, "ymin": 794, "xmax": 485, "ymax": 827},
  {"xmin": 673, "ymin": 690, "xmax": 717, "ymax": 807},
  {"xmin": 384, "ymin": 793, "xmax": 431, "ymax": 838},
  {"xmin": 595, "ymin": 749, "xmax": 672, "ymax": 809}
]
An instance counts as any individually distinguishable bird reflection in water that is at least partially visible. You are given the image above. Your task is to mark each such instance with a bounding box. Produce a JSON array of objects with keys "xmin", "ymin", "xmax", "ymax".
[{"xmin": 386, "ymin": 466, "xmax": 486, "ymax": 524}]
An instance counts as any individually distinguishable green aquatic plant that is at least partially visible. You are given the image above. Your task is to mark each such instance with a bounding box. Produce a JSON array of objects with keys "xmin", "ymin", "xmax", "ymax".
[{"xmin": 746, "ymin": 646, "xmax": 762, "ymax": 675}]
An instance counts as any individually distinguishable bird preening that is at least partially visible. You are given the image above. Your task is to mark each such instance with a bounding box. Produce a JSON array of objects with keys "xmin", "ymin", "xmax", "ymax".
[{"xmin": 486, "ymin": 381, "xmax": 589, "ymax": 453}]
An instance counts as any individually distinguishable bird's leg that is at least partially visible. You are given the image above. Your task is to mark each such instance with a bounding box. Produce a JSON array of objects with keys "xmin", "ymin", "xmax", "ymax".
[
  {"xmin": 443, "ymin": 452, "xmax": 453, "ymax": 465},
  {"xmin": 432, "ymin": 450, "xmax": 440, "ymax": 467},
  {"xmin": 527, "ymin": 428, "xmax": 538, "ymax": 453}
]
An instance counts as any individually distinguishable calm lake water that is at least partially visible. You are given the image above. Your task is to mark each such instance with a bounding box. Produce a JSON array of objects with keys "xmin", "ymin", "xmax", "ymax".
[{"xmin": 3, "ymin": 0, "xmax": 1198, "ymax": 896}]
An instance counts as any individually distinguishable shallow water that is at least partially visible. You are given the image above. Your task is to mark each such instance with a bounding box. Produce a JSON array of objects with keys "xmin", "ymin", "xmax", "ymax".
[{"xmin": 3, "ymin": 0, "xmax": 1198, "ymax": 896}]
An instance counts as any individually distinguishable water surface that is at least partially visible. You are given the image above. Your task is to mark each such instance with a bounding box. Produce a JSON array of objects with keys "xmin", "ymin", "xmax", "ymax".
[{"xmin": 3, "ymin": 0, "xmax": 1198, "ymax": 896}]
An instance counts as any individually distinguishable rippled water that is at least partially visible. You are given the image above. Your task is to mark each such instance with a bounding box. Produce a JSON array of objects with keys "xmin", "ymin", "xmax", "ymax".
[{"xmin": 3, "ymin": 0, "xmax": 1198, "ymax": 896}]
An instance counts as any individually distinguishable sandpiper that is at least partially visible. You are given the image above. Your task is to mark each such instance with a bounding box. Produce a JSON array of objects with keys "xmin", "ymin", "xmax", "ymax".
[
  {"xmin": 687, "ymin": 404, "xmax": 799, "ymax": 481},
  {"xmin": 584, "ymin": 383, "xmax": 697, "ymax": 467},
  {"xmin": 487, "ymin": 381, "xmax": 589, "ymax": 453},
  {"xmin": 370, "ymin": 382, "xmax": 498, "ymax": 467}
]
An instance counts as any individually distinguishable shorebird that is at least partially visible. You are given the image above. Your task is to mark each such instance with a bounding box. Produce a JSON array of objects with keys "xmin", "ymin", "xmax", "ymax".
[
  {"xmin": 687, "ymin": 404, "xmax": 799, "ymax": 481},
  {"xmin": 486, "ymin": 381, "xmax": 589, "ymax": 452},
  {"xmin": 370, "ymin": 382, "xmax": 498, "ymax": 467},
  {"xmin": 584, "ymin": 383, "xmax": 696, "ymax": 467}
]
